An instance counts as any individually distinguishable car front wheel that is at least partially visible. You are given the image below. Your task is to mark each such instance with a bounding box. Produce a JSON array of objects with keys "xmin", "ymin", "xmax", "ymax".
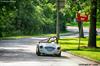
[{"xmin": 56, "ymin": 52, "xmax": 61, "ymax": 57}]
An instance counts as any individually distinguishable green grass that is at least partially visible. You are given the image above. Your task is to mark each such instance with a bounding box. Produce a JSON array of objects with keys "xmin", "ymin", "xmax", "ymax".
[
  {"xmin": 0, "ymin": 36, "xmax": 32, "ymax": 40},
  {"xmin": 96, "ymin": 22, "xmax": 100, "ymax": 28},
  {"xmin": 67, "ymin": 22, "xmax": 100, "ymax": 28},
  {"xmin": 0, "ymin": 34, "xmax": 56, "ymax": 40},
  {"xmin": 59, "ymin": 36, "xmax": 100, "ymax": 62}
]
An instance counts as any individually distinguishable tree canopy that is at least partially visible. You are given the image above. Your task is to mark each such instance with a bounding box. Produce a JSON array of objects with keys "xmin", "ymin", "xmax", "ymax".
[{"xmin": 0, "ymin": 0, "xmax": 100, "ymax": 37}]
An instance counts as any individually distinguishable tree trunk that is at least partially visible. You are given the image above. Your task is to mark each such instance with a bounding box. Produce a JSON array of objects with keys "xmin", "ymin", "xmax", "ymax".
[
  {"xmin": 88, "ymin": 0, "xmax": 97, "ymax": 48},
  {"xmin": 78, "ymin": 21, "xmax": 84, "ymax": 38},
  {"xmin": 0, "ymin": 32, "xmax": 2, "ymax": 37}
]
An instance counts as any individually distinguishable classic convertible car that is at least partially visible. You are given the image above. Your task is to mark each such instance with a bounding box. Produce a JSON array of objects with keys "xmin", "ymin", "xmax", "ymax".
[{"xmin": 36, "ymin": 36, "xmax": 61, "ymax": 56}]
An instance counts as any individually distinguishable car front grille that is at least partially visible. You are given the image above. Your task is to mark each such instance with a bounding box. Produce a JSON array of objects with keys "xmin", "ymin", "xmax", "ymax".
[{"xmin": 45, "ymin": 47, "xmax": 55, "ymax": 51}]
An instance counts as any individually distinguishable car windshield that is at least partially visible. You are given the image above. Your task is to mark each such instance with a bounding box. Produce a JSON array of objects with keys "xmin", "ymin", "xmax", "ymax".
[
  {"xmin": 49, "ymin": 37, "xmax": 56, "ymax": 42},
  {"xmin": 39, "ymin": 36, "xmax": 57, "ymax": 43}
]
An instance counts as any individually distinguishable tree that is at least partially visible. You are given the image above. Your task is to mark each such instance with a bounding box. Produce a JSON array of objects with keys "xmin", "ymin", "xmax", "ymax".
[
  {"xmin": 65, "ymin": 0, "xmax": 89, "ymax": 38},
  {"xmin": 88, "ymin": 0, "xmax": 97, "ymax": 48},
  {"xmin": 0, "ymin": 0, "xmax": 59, "ymax": 36},
  {"xmin": 0, "ymin": 0, "xmax": 16, "ymax": 37},
  {"xmin": 76, "ymin": 1, "xmax": 84, "ymax": 38},
  {"xmin": 97, "ymin": 0, "xmax": 100, "ymax": 22},
  {"xmin": 76, "ymin": 11, "xmax": 84, "ymax": 38}
]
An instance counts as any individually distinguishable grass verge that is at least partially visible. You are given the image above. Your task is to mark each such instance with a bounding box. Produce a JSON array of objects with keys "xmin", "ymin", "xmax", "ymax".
[
  {"xmin": 0, "ymin": 34, "xmax": 56, "ymax": 40},
  {"xmin": 67, "ymin": 22, "xmax": 100, "ymax": 28},
  {"xmin": 59, "ymin": 36, "xmax": 100, "ymax": 62}
]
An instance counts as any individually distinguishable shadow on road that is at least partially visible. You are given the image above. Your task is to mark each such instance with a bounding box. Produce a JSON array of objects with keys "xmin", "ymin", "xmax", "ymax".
[
  {"xmin": 0, "ymin": 49, "xmax": 69, "ymax": 63},
  {"xmin": 0, "ymin": 39, "xmax": 69, "ymax": 63}
]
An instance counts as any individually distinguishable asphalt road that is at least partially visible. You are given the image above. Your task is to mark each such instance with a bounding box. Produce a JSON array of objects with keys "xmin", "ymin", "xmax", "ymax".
[
  {"xmin": 0, "ymin": 38, "xmax": 99, "ymax": 66},
  {"xmin": 60, "ymin": 26, "xmax": 100, "ymax": 38}
]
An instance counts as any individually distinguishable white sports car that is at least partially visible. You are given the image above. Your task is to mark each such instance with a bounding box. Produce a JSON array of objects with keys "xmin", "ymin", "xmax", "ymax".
[{"xmin": 36, "ymin": 36, "xmax": 61, "ymax": 56}]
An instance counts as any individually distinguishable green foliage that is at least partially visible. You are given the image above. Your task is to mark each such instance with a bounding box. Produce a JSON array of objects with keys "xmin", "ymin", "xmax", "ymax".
[
  {"xmin": 0, "ymin": 1, "xmax": 16, "ymax": 37},
  {"xmin": 0, "ymin": 0, "xmax": 56, "ymax": 36},
  {"xmin": 1, "ymin": 0, "xmax": 99, "ymax": 37},
  {"xmin": 97, "ymin": 0, "xmax": 100, "ymax": 22}
]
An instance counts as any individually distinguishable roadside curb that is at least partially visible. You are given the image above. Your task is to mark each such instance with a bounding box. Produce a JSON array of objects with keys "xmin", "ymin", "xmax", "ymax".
[{"xmin": 64, "ymin": 51, "xmax": 100, "ymax": 64}]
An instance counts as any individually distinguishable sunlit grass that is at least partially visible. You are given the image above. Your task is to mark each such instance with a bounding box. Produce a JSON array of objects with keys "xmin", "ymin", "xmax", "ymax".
[
  {"xmin": 0, "ymin": 36, "xmax": 32, "ymax": 40},
  {"xmin": 0, "ymin": 34, "xmax": 56, "ymax": 40},
  {"xmin": 59, "ymin": 36, "xmax": 100, "ymax": 62},
  {"xmin": 67, "ymin": 21, "xmax": 100, "ymax": 28}
]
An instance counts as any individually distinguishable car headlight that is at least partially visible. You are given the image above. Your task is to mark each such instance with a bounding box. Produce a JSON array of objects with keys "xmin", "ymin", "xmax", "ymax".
[
  {"xmin": 57, "ymin": 47, "xmax": 60, "ymax": 50},
  {"xmin": 40, "ymin": 46, "xmax": 43, "ymax": 48}
]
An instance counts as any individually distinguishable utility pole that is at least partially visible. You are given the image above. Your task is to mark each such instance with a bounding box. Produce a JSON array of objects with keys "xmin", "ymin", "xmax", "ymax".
[
  {"xmin": 56, "ymin": 0, "xmax": 60, "ymax": 43},
  {"xmin": 56, "ymin": 0, "xmax": 65, "ymax": 43}
]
